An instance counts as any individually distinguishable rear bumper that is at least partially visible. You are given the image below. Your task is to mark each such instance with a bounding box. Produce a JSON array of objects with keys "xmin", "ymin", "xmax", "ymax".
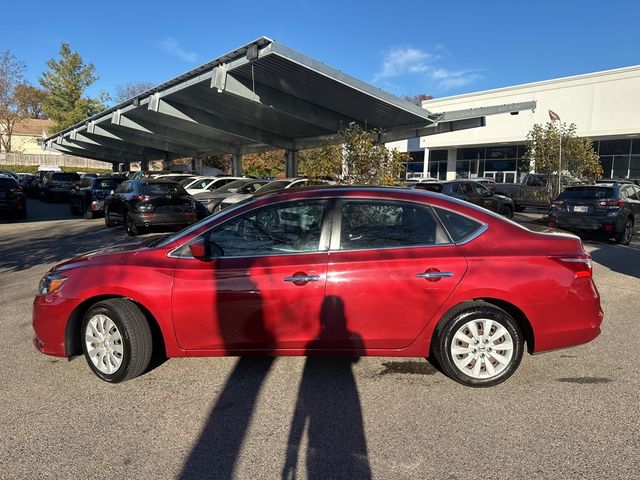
[
  {"xmin": 132, "ymin": 211, "xmax": 195, "ymax": 227},
  {"xmin": 531, "ymin": 278, "xmax": 604, "ymax": 353},
  {"xmin": 553, "ymin": 213, "xmax": 622, "ymax": 232}
]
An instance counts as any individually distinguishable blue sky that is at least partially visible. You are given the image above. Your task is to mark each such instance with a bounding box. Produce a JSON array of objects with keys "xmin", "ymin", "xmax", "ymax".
[{"xmin": 4, "ymin": 0, "xmax": 639, "ymax": 104}]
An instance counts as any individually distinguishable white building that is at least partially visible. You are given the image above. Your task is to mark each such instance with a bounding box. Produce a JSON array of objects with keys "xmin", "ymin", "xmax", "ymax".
[{"xmin": 388, "ymin": 65, "xmax": 640, "ymax": 182}]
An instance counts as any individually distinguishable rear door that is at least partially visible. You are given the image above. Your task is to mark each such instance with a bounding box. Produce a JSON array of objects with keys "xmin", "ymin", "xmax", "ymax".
[{"xmin": 321, "ymin": 199, "xmax": 467, "ymax": 351}]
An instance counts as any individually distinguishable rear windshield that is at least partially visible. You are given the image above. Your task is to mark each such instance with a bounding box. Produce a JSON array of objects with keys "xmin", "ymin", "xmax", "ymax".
[
  {"xmin": 94, "ymin": 178, "xmax": 125, "ymax": 190},
  {"xmin": 0, "ymin": 177, "xmax": 19, "ymax": 188},
  {"xmin": 142, "ymin": 182, "xmax": 187, "ymax": 195},
  {"xmin": 560, "ymin": 187, "xmax": 614, "ymax": 200},
  {"xmin": 52, "ymin": 173, "xmax": 80, "ymax": 181}
]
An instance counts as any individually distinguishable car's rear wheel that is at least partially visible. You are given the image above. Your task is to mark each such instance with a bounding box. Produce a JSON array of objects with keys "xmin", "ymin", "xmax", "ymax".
[
  {"xmin": 434, "ymin": 301, "xmax": 524, "ymax": 387},
  {"xmin": 83, "ymin": 203, "xmax": 95, "ymax": 219},
  {"xmin": 614, "ymin": 217, "xmax": 634, "ymax": 245},
  {"xmin": 81, "ymin": 299, "xmax": 152, "ymax": 383},
  {"xmin": 125, "ymin": 211, "xmax": 141, "ymax": 236},
  {"xmin": 104, "ymin": 206, "xmax": 116, "ymax": 227}
]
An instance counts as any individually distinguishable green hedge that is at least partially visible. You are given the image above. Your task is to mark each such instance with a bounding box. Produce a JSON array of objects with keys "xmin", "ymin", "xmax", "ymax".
[{"xmin": 0, "ymin": 165, "xmax": 112, "ymax": 174}]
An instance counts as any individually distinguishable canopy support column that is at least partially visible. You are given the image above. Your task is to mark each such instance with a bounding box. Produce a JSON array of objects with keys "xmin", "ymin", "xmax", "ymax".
[
  {"xmin": 285, "ymin": 149, "xmax": 298, "ymax": 178},
  {"xmin": 232, "ymin": 148, "xmax": 243, "ymax": 176}
]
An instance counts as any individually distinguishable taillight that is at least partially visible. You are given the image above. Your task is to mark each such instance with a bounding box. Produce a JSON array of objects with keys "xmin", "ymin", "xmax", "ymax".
[
  {"xmin": 132, "ymin": 195, "xmax": 151, "ymax": 202},
  {"xmin": 552, "ymin": 198, "xmax": 565, "ymax": 206},
  {"xmin": 597, "ymin": 199, "xmax": 624, "ymax": 208},
  {"xmin": 548, "ymin": 253, "xmax": 593, "ymax": 278}
]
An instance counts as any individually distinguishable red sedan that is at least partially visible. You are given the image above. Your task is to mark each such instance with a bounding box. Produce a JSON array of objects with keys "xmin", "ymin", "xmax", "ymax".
[{"xmin": 33, "ymin": 187, "xmax": 603, "ymax": 387}]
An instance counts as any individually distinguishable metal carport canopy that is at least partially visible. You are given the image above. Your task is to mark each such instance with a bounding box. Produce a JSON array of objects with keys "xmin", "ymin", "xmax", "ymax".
[{"xmin": 44, "ymin": 36, "xmax": 536, "ymax": 169}]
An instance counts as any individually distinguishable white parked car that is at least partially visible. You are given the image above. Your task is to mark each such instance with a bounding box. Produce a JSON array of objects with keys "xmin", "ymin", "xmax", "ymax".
[
  {"xmin": 186, "ymin": 176, "xmax": 245, "ymax": 195},
  {"xmin": 215, "ymin": 178, "xmax": 313, "ymax": 212}
]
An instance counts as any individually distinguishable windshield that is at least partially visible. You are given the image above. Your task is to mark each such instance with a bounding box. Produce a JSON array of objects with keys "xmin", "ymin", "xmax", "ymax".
[
  {"xmin": 142, "ymin": 182, "xmax": 188, "ymax": 195},
  {"xmin": 216, "ymin": 179, "xmax": 251, "ymax": 193},
  {"xmin": 178, "ymin": 177, "xmax": 199, "ymax": 186},
  {"xmin": 255, "ymin": 180, "xmax": 291, "ymax": 193},
  {"xmin": 52, "ymin": 173, "xmax": 80, "ymax": 182},
  {"xmin": 560, "ymin": 187, "xmax": 614, "ymax": 200}
]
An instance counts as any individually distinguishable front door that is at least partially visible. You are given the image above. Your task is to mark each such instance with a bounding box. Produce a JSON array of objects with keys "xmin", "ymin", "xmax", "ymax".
[{"xmin": 171, "ymin": 200, "xmax": 331, "ymax": 352}]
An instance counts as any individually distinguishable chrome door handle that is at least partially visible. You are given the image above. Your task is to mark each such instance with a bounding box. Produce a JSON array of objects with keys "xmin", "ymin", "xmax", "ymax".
[
  {"xmin": 283, "ymin": 275, "xmax": 321, "ymax": 283},
  {"xmin": 416, "ymin": 271, "xmax": 453, "ymax": 279}
]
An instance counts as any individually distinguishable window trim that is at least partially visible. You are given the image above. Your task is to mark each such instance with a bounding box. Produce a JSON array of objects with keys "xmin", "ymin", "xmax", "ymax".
[{"xmin": 329, "ymin": 198, "xmax": 454, "ymax": 252}]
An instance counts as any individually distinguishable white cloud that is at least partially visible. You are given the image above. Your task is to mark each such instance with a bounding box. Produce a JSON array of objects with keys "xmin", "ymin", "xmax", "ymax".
[
  {"xmin": 374, "ymin": 46, "xmax": 481, "ymax": 93},
  {"xmin": 156, "ymin": 37, "xmax": 198, "ymax": 63}
]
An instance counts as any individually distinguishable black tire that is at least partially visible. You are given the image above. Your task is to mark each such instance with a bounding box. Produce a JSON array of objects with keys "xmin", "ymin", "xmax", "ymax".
[
  {"xmin": 433, "ymin": 301, "xmax": 524, "ymax": 388},
  {"xmin": 614, "ymin": 217, "xmax": 634, "ymax": 245},
  {"xmin": 125, "ymin": 211, "xmax": 140, "ymax": 236},
  {"xmin": 104, "ymin": 206, "xmax": 116, "ymax": 227},
  {"xmin": 70, "ymin": 201, "xmax": 79, "ymax": 215},
  {"xmin": 83, "ymin": 203, "xmax": 95, "ymax": 219},
  {"xmin": 514, "ymin": 205, "xmax": 525, "ymax": 212},
  {"xmin": 499, "ymin": 205, "xmax": 514, "ymax": 219},
  {"xmin": 81, "ymin": 299, "xmax": 152, "ymax": 383}
]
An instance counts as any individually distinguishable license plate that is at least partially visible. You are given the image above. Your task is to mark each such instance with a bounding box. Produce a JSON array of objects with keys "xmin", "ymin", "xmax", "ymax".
[{"xmin": 573, "ymin": 206, "xmax": 589, "ymax": 213}]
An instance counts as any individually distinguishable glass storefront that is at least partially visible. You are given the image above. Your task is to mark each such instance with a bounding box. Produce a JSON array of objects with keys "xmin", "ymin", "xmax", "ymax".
[
  {"xmin": 595, "ymin": 139, "xmax": 638, "ymax": 179},
  {"xmin": 455, "ymin": 144, "xmax": 530, "ymax": 183},
  {"xmin": 403, "ymin": 151, "xmax": 425, "ymax": 178}
]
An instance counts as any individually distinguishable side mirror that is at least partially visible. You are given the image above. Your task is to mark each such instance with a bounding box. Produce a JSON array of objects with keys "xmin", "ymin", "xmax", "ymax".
[{"xmin": 188, "ymin": 238, "xmax": 210, "ymax": 261}]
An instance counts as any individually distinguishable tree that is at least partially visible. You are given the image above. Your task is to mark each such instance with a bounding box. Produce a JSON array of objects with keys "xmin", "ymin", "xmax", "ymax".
[
  {"xmin": 243, "ymin": 150, "xmax": 286, "ymax": 178},
  {"xmin": 0, "ymin": 50, "xmax": 27, "ymax": 152},
  {"xmin": 525, "ymin": 122, "xmax": 602, "ymax": 197},
  {"xmin": 341, "ymin": 124, "xmax": 409, "ymax": 186},
  {"xmin": 403, "ymin": 93, "xmax": 433, "ymax": 106},
  {"xmin": 298, "ymin": 143, "xmax": 342, "ymax": 181},
  {"xmin": 39, "ymin": 43, "xmax": 106, "ymax": 133},
  {"xmin": 14, "ymin": 84, "xmax": 48, "ymax": 119},
  {"xmin": 114, "ymin": 81, "xmax": 155, "ymax": 103}
]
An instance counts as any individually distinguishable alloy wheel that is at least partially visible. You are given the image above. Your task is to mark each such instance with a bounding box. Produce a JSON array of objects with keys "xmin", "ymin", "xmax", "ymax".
[
  {"xmin": 85, "ymin": 314, "xmax": 124, "ymax": 375},
  {"xmin": 450, "ymin": 318, "xmax": 514, "ymax": 379}
]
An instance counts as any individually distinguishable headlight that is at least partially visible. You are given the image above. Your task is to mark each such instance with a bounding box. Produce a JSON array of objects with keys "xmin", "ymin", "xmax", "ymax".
[{"xmin": 38, "ymin": 273, "xmax": 67, "ymax": 295}]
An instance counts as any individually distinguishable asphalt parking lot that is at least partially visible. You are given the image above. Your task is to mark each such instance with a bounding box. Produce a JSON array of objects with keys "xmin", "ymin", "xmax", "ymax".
[{"xmin": 1, "ymin": 200, "xmax": 639, "ymax": 479}]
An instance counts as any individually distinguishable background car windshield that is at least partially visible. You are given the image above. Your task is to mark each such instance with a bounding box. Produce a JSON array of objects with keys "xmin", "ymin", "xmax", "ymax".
[
  {"xmin": 255, "ymin": 180, "xmax": 291, "ymax": 193},
  {"xmin": 94, "ymin": 179, "xmax": 124, "ymax": 190},
  {"xmin": 215, "ymin": 180, "xmax": 250, "ymax": 193},
  {"xmin": 0, "ymin": 178, "xmax": 19, "ymax": 188},
  {"xmin": 188, "ymin": 179, "xmax": 214, "ymax": 190},
  {"xmin": 210, "ymin": 201, "xmax": 326, "ymax": 256},
  {"xmin": 142, "ymin": 183, "xmax": 187, "ymax": 195},
  {"xmin": 560, "ymin": 187, "xmax": 614, "ymax": 200}
]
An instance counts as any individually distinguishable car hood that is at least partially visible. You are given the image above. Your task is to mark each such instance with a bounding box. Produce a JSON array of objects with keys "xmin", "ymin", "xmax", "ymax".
[{"xmin": 52, "ymin": 237, "xmax": 162, "ymax": 272}]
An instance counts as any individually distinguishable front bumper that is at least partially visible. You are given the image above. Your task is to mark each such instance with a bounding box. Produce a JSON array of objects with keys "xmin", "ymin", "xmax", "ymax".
[{"xmin": 32, "ymin": 294, "xmax": 80, "ymax": 357}]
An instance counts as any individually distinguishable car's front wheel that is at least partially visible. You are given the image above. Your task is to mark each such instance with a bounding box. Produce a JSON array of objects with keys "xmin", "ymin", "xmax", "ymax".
[
  {"xmin": 499, "ymin": 205, "xmax": 514, "ymax": 219},
  {"xmin": 81, "ymin": 299, "xmax": 152, "ymax": 383},
  {"xmin": 434, "ymin": 301, "xmax": 524, "ymax": 387}
]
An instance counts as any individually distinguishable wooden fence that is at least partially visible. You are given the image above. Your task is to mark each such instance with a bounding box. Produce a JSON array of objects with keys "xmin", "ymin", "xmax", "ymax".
[{"xmin": 0, "ymin": 153, "xmax": 112, "ymax": 169}]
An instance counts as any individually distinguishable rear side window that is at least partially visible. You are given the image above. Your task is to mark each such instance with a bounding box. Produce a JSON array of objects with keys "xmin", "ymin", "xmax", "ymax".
[
  {"xmin": 560, "ymin": 188, "xmax": 614, "ymax": 200},
  {"xmin": 142, "ymin": 183, "xmax": 187, "ymax": 195},
  {"xmin": 339, "ymin": 201, "xmax": 448, "ymax": 250},
  {"xmin": 433, "ymin": 207, "xmax": 484, "ymax": 243},
  {"xmin": 94, "ymin": 178, "xmax": 124, "ymax": 190}
]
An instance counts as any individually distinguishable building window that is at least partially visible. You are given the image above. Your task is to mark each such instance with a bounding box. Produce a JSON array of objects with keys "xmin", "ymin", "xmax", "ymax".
[
  {"xmin": 403, "ymin": 151, "xmax": 425, "ymax": 178},
  {"xmin": 630, "ymin": 155, "xmax": 640, "ymax": 178},
  {"xmin": 599, "ymin": 139, "xmax": 631, "ymax": 156}
]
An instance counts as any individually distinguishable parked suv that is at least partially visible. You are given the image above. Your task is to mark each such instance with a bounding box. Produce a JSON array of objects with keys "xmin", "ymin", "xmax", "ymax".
[
  {"xmin": 0, "ymin": 175, "xmax": 27, "ymax": 218},
  {"xmin": 104, "ymin": 179, "xmax": 196, "ymax": 235},
  {"xmin": 548, "ymin": 182, "xmax": 640, "ymax": 245},
  {"xmin": 41, "ymin": 172, "xmax": 81, "ymax": 202},
  {"xmin": 415, "ymin": 180, "xmax": 515, "ymax": 218},
  {"xmin": 69, "ymin": 175, "xmax": 126, "ymax": 219}
]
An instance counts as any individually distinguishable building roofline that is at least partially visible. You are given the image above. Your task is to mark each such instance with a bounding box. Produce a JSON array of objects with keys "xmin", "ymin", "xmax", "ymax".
[{"xmin": 423, "ymin": 64, "xmax": 640, "ymax": 105}]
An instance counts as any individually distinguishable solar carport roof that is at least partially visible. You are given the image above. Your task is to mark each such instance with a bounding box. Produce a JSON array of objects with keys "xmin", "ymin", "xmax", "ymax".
[{"xmin": 44, "ymin": 36, "xmax": 535, "ymax": 166}]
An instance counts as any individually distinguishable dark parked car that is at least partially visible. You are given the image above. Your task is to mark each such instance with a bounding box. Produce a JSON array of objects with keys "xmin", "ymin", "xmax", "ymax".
[
  {"xmin": 0, "ymin": 175, "xmax": 27, "ymax": 219},
  {"xmin": 548, "ymin": 182, "xmax": 640, "ymax": 245},
  {"xmin": 104, "ymin": 179, "xmax": 197, "ymax": 235},
  {"xmin": 41, "ymin": 172, "xmax": 81, "ymax": 202},
  {"xmin": 33, "ymin": 186, "xmax": 602, "ymax": 387},
  {"xmin": 416, "ymin": 180, "xmax": 515, "ymax": 218},
  {"xmin": 69, "ymin": 176, "xmax": 126, "ymax": 219},
  {"xmin": 193, "ymin": 178, "xmax": 270, "ymax": 213}
]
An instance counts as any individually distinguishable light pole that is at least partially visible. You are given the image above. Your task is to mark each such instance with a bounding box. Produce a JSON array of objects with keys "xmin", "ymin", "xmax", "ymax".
[{"xmin": 549, "ymin": 110, "xmax": 561, "ymax": 195}]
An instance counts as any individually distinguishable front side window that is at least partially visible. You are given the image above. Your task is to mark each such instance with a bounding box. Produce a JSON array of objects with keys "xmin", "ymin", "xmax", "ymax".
[
  {"xmin": 339, "ymin": 201, "xmax": 448, "ymax": 250},
  {"xmin": 208, "ymin": 201, "xmax": 327, "ymax": 257}
]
